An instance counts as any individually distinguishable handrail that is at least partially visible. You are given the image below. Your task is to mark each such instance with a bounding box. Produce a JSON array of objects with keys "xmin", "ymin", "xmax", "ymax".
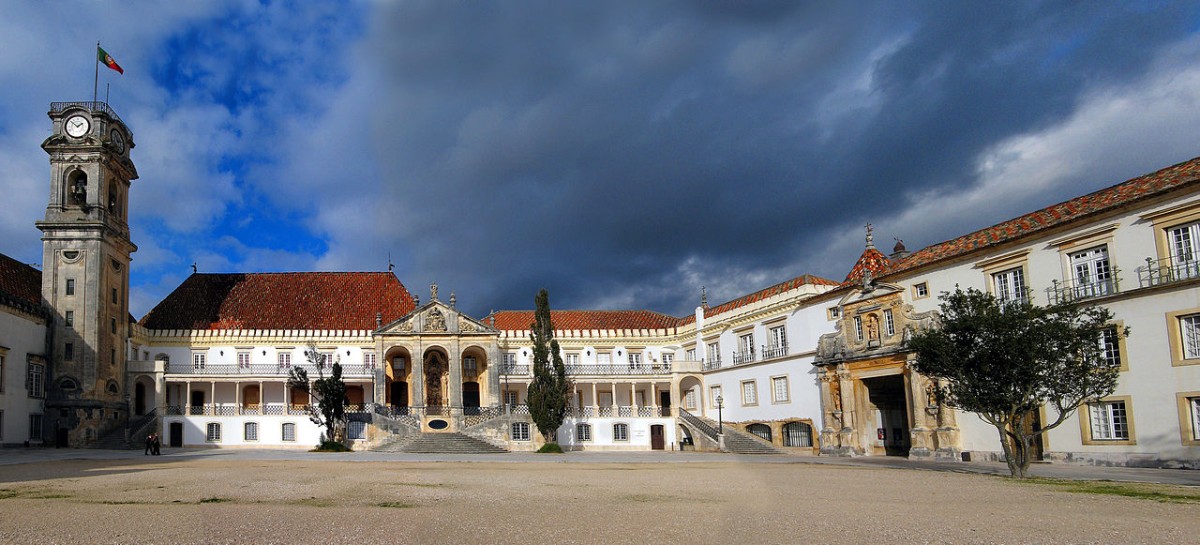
[
  {"xmin": 678, "ymin": 409, "xmax": 720, "ymax": 441},
  {"xmin": 1137, "ymin": 256, "xmax": 1200, "ymax": 288},
  {"xmin": 50, "ymin": 101, "xmax": 126, "ymax": 127}
]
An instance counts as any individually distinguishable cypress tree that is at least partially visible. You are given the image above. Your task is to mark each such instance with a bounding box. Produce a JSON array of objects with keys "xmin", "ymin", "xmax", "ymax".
[{"xmin": 526, "ymin": 289, "xmax": 570, "ymax": 445}]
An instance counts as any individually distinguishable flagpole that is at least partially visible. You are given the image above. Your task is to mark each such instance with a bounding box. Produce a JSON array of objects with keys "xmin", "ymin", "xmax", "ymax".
[{"xmin": 93, "ymin": 41, "xmax": 100, "ymax": 103}]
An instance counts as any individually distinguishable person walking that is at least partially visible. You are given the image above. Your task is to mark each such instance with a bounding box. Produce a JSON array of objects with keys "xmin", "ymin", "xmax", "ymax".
[
  {"xmin": 151, "ymin": 433, "xmax": 161, "ymax": 455},
  {"xmin": 144, "ymin": 433, "xmax": 153, "ymax": 455}
]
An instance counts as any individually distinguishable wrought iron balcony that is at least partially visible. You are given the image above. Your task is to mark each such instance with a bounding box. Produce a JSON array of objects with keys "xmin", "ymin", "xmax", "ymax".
[
  {"xmin": 760, "ymin": 344, "xmax": 788, "ymax": 360},
  {"xmin": 165, "ymin": 363, "xmax": 375, "ymax": 376},
  {"xmin": 499, "ymin": 364, "xmax": 529, "ymax": 376},
  {"xmin": 1136, "ymin": 256, "xmax": 1200, "ymax": 288},
  {"xmin": 731, "ymin": 350, "xmax": 756, "ymax": 365},
  {"xmin": 702, "ymin": 357, "xmax": 722, "ymax": 371},
  {"xmin": 1045, "ymin": 274, "xmax": 1119, "ymax": 305}
]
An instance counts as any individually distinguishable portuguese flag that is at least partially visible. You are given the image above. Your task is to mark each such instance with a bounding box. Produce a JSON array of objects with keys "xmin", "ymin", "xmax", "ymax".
[{"xmin": 97, "ymin": 46, "xmax": 123, "ymax": 74}]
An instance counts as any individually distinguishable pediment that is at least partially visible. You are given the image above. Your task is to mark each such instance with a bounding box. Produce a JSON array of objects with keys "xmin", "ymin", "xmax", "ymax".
[
  {"xmin": 836, "ymin": 281, "xmax": 904, "ymax": 307},
  {"xmin": 376, "ymin": 300, "xmax": 495, "ymax": 336}
]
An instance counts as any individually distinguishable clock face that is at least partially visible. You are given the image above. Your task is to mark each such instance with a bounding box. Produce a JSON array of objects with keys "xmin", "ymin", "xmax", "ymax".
[
  {"xmin": 110, "ymin": 129, "xmax": 125, "ymax": 153},
  {"xmin": 65, "ymin": 115, "xmax": 90, "ymax": 138}
]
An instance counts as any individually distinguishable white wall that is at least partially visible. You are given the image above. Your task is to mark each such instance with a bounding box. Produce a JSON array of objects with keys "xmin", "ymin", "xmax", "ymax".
[{"xmin": 0, "ymin": 308, "xmax": 47, "ymax": 445}]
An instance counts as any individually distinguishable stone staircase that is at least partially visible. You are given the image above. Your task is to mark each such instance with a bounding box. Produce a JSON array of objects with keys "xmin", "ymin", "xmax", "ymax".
[
  {"xmin": 88, "ymin": 411, "xmax": 159, "ymax": 450},
  {"xmin": 374, "ymin": 432, "xmax": 508, "ymax": 454},
  {"xmin": 682, "ymin": 411, "xmax": 782, "ymax": 455}
]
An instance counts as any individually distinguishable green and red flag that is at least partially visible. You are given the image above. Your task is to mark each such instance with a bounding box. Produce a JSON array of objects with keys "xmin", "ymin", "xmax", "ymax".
[{"xmin": 97, "ymin": 46, "xmax": 123, "ymax": 74}]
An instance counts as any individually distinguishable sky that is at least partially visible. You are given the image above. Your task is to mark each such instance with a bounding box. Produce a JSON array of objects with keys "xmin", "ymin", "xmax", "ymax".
[{"xmin": 1, "ymin": 1, "xmax": 1199, "ymax": 320}]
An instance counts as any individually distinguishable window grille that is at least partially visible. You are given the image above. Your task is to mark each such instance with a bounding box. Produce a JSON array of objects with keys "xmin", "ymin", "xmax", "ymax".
[
  {"xmin": 206, "ymin": 423, "xmax": 222, "ymax": 442},
  {"xmin": 576, "ymin": 423, "xmax": 591, "ymax": 442},
  {"xmin": 613, "ymin": 423, "xmax": 629, "ymax": 441},
  {"xmin": 511, "ymin": 422, "xmax": 530, "ymax": 441},
  {"xmin": 244, "ymin": 422, "xmax": 258, "ymax": 441},
  {"xmin": 282, "ymin": 423, "xmax": 296, "ymax": 442},
  {"xmin": 1089, "ymin": 401, "xmax": 1128, "ymax": 440}
]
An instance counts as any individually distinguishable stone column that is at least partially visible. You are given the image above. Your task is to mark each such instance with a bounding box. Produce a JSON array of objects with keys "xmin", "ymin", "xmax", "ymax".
[
  {"xmin": 836, "ymin": 365, "xmax": 857, "ymax": 456},
  {"xmin": 591, "ymin": 383, "xmax": 599, "ymax": 414},
  {"xmin": 449, "ymin": 344, "xmax": 463, "ymax": 409},
  {"xmin": 411, "ymin": 344, "xmax": 424, "ymax": 407},
  {"xmin": 818, "ymin": 371, "xmax": 838, "ymax": 454},
  {"xmin": 258, "ymin": 381, "xmax": 264, "ymax": 415},
  {"xmin": 488, "ymin": 345, "xmax": 502, "ymax": 406},
  {"xmin": 904, "ymin": 363, "xmax": 934, "ymax": 459},
  {"xmin": 933, "ymin": 378, "xmax": 963, "ymax": 460}
]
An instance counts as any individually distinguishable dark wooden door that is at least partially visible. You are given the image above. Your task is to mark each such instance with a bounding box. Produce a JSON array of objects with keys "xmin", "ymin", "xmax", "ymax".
[
  {"xmin": 659, "ymin": 392, "xmax": 671, "ymax": 410},
  {"xmin": 650, "ymin": 424, "xmax": 665, "ymax": 450},
  {"xmin": 169, "ymin": 422, "xmax": 183, "ymax": 447}
]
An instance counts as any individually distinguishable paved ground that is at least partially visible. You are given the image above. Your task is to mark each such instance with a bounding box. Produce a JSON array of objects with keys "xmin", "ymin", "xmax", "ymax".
[{"xmin": 0, "ymin": 448, "xmax": 1197, "ymax": 544}]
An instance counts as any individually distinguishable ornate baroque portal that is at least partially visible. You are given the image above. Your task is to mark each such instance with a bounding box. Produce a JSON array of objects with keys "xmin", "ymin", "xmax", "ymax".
[{"xmin": 425, "ymin": 351, "xmax": 446, "ymax": 409}]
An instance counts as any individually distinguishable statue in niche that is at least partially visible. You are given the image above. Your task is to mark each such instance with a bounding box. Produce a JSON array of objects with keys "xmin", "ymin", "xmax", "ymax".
[
  {"xmin": 426, "ymin": 308, "xmax": 446, "ymax": 332},
  {"xmin": 865, "ymin": 314, "xmax": 880, "ymax": 341}
]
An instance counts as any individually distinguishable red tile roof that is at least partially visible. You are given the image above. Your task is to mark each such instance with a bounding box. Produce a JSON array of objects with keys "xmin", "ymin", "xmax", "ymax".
[
  {"xmin": 885, "ymin": 156, "xmax": 1200, "ymax": 277},
  {"xmin": 489, "ymin": 309, "xmax": 682, "ymax": 332},
  {"xmin": 0, "ymin": 252, "xmax": 42, "ymax": 311},
  {"xmin": 841, "ymin": 247, "xmax": 892, "ymax": 287},
  {"xmin": 678, "ymin": 274, "xmax": 839, "ymax": 325},
  {"xmin": 139, "ymin": 272, "xmax": 415, "ymax": 331}
]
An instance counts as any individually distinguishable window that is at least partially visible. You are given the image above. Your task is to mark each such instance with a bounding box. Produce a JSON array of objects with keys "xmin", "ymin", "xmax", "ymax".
[
  {"xmin": 913, "ymin": 282, "xmax": 929, "ymax": 299},
  {"xmin": 1101, "ymin": 326, "xmax": 1123, "ymax": 369},
  {"xmin": 503, "ymin": 353, "xmax": 517, "ymax": 366},
  {"xmin": 1182, "ymin": 314, "xmax": 1200, "ymax": 361},
  {"xmin": 613, "ymin": 423, "xmax": 629, "ymax": 441},
  {"xmin": 597, "ymin": 352, "xmax": 612, "ymax": 365},
  {"xmin": 1069, "ymin": 245, "xmax": 1113, "ymax": 297},
  {"xmin": 1169, "ymin": 221, "xmax": 1200, "ymax": 279},
  {"xmin": 706, "ymin": 342, "xmax": 719, "ymax": 363},
  {"xmin": 65, "ymin": 278, "xmax": 75, "ymax": 296},
  {"xmin": 1087, "ymin": 399, "xmax": 1130, "ymax": 441},
  {"xmin": 391, "ymin": 356, "xmax": 406, "ymax": 371},
  {"xmin": 26, "ymin": 363, "xmax": 45, "ymax": 398},
  {"xmin": 853, "ymin": 316, "xmax": 864, "ymax": 341},
  {"xmin": 277, "ymin": 352, "xmax": 292, "ymax": 368},
  {"xmin": 747, "ymin": 423, "xmax": 772, "ymax": 442},
  {"xmin": 192, "ymin": 352, "xmax": 206, "ymax": 371},
  {"xmin": 64, "ymin": 343, "xmax": 74, "ymax": 361},
  {"xmin": 111, "ymin": 287, "xmax": 118, "ymax": 304},
  {"xmin": 363, "ymin": 352, "xmax": 375, "ymax": 369},
  {"xmin": 565, "ymin": 353, "xmax": 580, "ymax": 365},
  {"xmin": 741, "ymin": 380, "xmax": 757, "ymax": 406},
  {"xmin": 511, "ymin": 422, "xmax": 530, "ymax": 441},
  {"xmin": 661, "ymin": 352, "xmax": 673, "ymax": 365},
  {"xmin": 244, "ymin": 422, "xmax": 259, "ymax": 441},
  {"xmin": 348, "ymin": 420, "xmax": 366, "ymax": 440},
  {"xmin": 828, "ymin": 306, "xmax": 841, "ymax": 320},
  {"xmin": 684, "ymin": 389, "xmax": 697, "ymax": 410},
  {"xmin": 282, "ymin": 423, "xmax": 296, "ymax": 442},
  {"xmin": 206, "ymin": 423, "xmax": 222, "ymax": 442},
  {"xmin": 319, "ymin": 352, "xmax": 334, "ymax": 368},
  {"xmin": 769, "ymin": 325, "xmax": 787, "ymax": 350},
  {"xmin": 772, "ymin": 376, "xmax": 790, "ymax": 403},
  {"xmin": 739, "ymin": 333, "xmax": 754, "ymax": 355},
  {"xmin": 576, "ymin": 423, "xmax": 592, "ymax": 442},
  {"xmin": 993, "ymin": 267, "xmax": 1026, "ymax": 305},
  {"xmin": 503, "ymin": 390, "xmax": 519, "ymax": 408},
  {"xmin": 883, "ymin": 308, "xmax": 895, "ymax": 337},
  {"xmin": 237, "ymin": 351, "xmax": 251, "ymax": 368},
  {"xmin": 0, "ymin": 353, "xmax": 5, "ymax": 393},
  {"xmin": 1177, "ymin": 393, "xmax": 1200, "ymax": 446},
  {"xmin": 685, "ymin": 348, "xmax": 696, "ymax": 361},
  {"xmin": 28, "ymin": 414, "xmax": 42, "ymax": 440},
  {"xmin": 65, "ymin": 311, "xmax": 74, "ymax": 328},
  {"xmin": 464, "ymin": 356, "xmax": 477, "ymax": 373},
  {"xmin": 710, "ymin": 385, "xmax": 722, "ymax": 406},
  {"xmin": 783, "ymin": 422, "xmax": 813, "ymax": 447},
  {"xmin": 627, "ymin": 352, "xmax": 642, "ymax": 367}
]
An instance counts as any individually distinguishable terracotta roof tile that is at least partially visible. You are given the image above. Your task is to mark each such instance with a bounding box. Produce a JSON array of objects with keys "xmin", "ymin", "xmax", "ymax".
[
  {"xmin": 841, "ymin": 247, "xmax": 892, "ymax": 287},
  {"xmin": 489, "ymin": 309, "xmax": 681, "ymax": 332},
  {"xmin": 886, "ymin": 156, "xmax": 1200, "ymax": 276},
  {"xmin": 139, "ymin": 272, "xmax": 415, "ymax": 331},
  {"xmin": 678, "ymin": 274, "xmax": 839, "ymax": 325},
  {"xmin": 0, "ymin": 252, "xmax": 42, "ymax": 310}
]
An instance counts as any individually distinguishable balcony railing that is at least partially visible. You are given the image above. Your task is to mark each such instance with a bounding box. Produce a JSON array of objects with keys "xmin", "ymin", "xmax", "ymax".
[
  {"xmin": 731, "ymin": 351, "xmax": 755, "ymax": 365},
  {"xmin": 166, "ymin": 363, "xmax": 375, "ymax": 376},
  {"xmin": 50, "ymin": 101, "xmax": 126, "ymax": 127},
  {"xmin": 1137, "ymin": 256, "xmax": 1200, "ymax": 288},
  {"xmin": 702, "ymin": 358, "xmax": 722, "ymax": 371},
  {"xmin": 760, "ymin": 344, "xmax": 788, "ymax": 360},
  {"xmin": 165, "ymin": 402, "xmax": 362, "ymax": 416},
  {"xmin": 500, "ymin": 363, "xmax": 673, "ymax": 376},
  {"xmin": 1046, "ymin": 274, "xmax": 1120, "ymax": 305},
  {"xmin": 500, "ymin": 364, "xmax": 529, "ymax": 376}
]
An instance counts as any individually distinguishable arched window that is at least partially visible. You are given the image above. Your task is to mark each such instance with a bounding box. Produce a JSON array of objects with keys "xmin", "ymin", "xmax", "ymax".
[
  {"xmin": 67, "ymin": 170, "xmax": 87, "ymax": 204},
  {"xmin": 613, "ymin": 423, "xmax": 629, "ymax": 441},
  {"xmin": 747, "ymin": 423, "xmax": 772, "ymax": 442},
  {"xmin": 576, "ymin": 423, "xmax": 592, "ymax": 442},
  {"xmin": 782, "ymin": 422, "xmax": 813, "ymax": 447},
  {"xmin": 59, "ymin": 378, "xmax": 78, "ymax": 391}
]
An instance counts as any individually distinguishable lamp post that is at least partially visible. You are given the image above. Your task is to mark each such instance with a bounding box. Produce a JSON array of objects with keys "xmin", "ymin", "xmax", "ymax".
[{"xmin": 716, "ymin": 395, "xmax": 724, "ymax": 434}]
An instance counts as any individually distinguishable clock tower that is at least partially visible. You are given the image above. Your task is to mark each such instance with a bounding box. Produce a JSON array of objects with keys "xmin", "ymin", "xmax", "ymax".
[{"xmin": 37, "ymin": 101, "xmax": 137, "ymax": 446}]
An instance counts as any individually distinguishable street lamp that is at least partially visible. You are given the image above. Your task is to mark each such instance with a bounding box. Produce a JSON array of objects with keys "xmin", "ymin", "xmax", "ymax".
[{"xmin": 716, "ymin": 395, "xmax": 724, "ymax": 434}]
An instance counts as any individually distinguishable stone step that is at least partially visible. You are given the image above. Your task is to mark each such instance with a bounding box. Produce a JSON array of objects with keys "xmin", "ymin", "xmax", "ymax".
[
  {"xmin": 690, "ymin": 415, "xmax": 782, "ymax": 454},
  {"xmin": 375, "ymin": 432, "xmax": 507, "ymax": 454}
]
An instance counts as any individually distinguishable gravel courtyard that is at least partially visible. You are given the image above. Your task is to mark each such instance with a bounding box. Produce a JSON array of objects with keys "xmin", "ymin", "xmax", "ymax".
[{"xmin": 0, "ymin": 457, "xmax": 1196, "ymax": 544}]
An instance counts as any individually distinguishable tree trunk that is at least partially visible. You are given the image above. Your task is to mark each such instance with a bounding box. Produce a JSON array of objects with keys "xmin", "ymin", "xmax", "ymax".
[{"xmin": 995, "ymin": 424, "xmax": 1020, "ymax": 478}]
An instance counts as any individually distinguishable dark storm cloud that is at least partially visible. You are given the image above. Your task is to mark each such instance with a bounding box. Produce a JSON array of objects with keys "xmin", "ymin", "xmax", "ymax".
[{"xmin": 355, "ymin": 1, "xmax": 1199, "ymax": 317}]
